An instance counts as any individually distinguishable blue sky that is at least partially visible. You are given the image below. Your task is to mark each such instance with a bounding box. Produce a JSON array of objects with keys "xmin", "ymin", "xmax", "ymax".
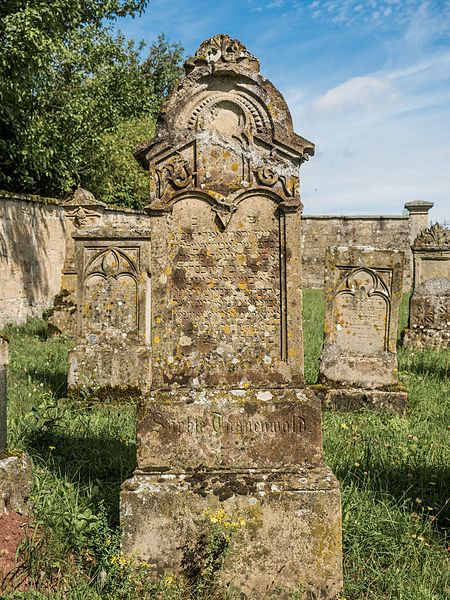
[{"xmin": 116, "ymin": 0, "xmax": 450, "ymax": 222}]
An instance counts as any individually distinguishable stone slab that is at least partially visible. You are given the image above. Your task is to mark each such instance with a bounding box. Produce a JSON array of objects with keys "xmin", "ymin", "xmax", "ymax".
[
  {"xmin": 68, "ymin": 225, "xmax": 152, "ymax": 395},
  {"xmin": 121, "ymin": 468, "xmax": 342, "ymax": 600},
  {"xmin": 313, "ymin": 386, "xmax": 407, "ymax": 414},
  {"xmin": 0, "ymin": 454, "xmax": 33, "ymax": 514},
  {"xmin": 47, "ymin": 287, "xmax": 78, "ymax": 337},
  {"xmin": 403, "ymin": 327, "xmax": 450, "ymax": 349},
  {"xmin": 403, "ymin": 224, "xmax": 450, "ymax": 349},
  {"xmin": 68, "ymin": 342, "xmax": 151, "ymax": 395},
  {"xmin": 137, "ymin": 388, "xmax": 323, "ymax": 471},
  {"xmin": 320, "ymin": 246, "xmax": 404, "ymax": 389}
]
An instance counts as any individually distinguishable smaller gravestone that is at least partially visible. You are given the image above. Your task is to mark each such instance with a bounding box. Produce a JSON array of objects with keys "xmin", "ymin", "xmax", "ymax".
[
  {"xmin": 403, "ymin": 223, "xmax": 450, "ymax": 348},
  {"xmin": 0, "ymin": 337, "xmax": 8, "ymax": 456},
  {"xmin": 317, "ymin": 246, "xmax": 407, "ymax": 412},
  {"xmin": 0, "ymin": 337, "xmax": 33, "ymax": 513},
  {"xmin": 68, "ymin": 224, "xmax": 151, "ymax": 397},
  {"xmin": 48, "ymin": 189, "xmax": 106, "ymax": 336}
]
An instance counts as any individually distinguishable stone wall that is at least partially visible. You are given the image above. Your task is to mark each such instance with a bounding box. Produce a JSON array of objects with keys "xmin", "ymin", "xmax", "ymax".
[
  {"xmin": 0, "ymin": 190, "xmax": 433, "ymax": 328},
  {"xmin": 0, "ymin": 192, "xmax": 67, "ymax": 328},
  {"xmin": 0, "ymin": 191, "xmax": 146, "ymax": 328},
  {"xmin": 302, "ymin": 214, "xmax": 412, "ymax": 289}
]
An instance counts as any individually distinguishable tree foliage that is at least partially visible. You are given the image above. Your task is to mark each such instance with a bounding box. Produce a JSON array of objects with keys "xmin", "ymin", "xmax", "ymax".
[{"xmin": 0, "ymin": 1, "xmax": 184, "ymax": 207}]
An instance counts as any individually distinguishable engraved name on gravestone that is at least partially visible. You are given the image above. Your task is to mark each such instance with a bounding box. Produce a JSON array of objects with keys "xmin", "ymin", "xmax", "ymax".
[
  {"xmin": 121, "ymin": 34, "xmax": 343, "ymax": 599},
  {"xmin": 68, "ymin": 225, "xmax": 151, "ymax": 395},
  {"xmin": 318, "ymin": 246, "xmax": 407, "ymax": 412},
  {"xmin": 404, "ymin": 224, "xmax": 450, "ymax": 348}
]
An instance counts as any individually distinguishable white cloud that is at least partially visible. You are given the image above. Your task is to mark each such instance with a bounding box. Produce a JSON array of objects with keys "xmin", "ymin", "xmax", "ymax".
[
  {"xmin": 314, "ymin": 76, "xmax": 398, "ymax": 112},
  {"xmin": 296, "ymin": 0, "xmax": 450, "ymax": 29},
  {"xmin": 292, "ymin": 46, "xmax": 450, "ymax": 222}
]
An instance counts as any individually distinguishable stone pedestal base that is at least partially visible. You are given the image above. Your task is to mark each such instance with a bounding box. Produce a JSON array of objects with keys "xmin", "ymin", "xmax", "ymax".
[
  {"xmin": 121, "ymin": 467, "xmax": 342, "ymax": 599},
  {"xmin": 0, "ymin": 454, "xmax": 33, "ymax": 514},
  {"xmin": 313, "ymin": 385, "xmax": 407, "ymax": 414},
  {"xmin": 403, "ymin": 328, "xmax": 450, "ymax": 349},
  {"xmin": 68, "ymin": 342, "xmax": 151, "ymax": 398}
]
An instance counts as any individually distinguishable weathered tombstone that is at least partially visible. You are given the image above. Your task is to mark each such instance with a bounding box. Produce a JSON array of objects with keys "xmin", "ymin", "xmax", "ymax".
[
  {"xmin": 317, "ymin": 246, "xmax": 407, "ymax": 412},
  {"xmin": 67, "ymin": 224, "xmax": 152, "ymax": 397},
  {"xmin": 48, "ymin": 188, "xmax": 105, "ymax": 336},
  {"xmin": 403, "ymin": 224, "xmax": 450, "ymax": 348},
  {"xmin": 0, "ymin": 337, "xmax": 33, "ymax": 512},
  {"xmin": 120, "ymin": 34, "xmax": 343, "ymax": 598},
  {"xmin": 0, "ymin": 337, "xmax": 7, "ymax": 456}
]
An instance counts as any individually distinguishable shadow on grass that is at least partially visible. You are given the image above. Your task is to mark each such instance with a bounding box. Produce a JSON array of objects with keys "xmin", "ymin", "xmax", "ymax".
[
  {"xmin": 4, "ymin": 317, "xmax": 50, "ymax": 341},
  {"xmin": 24, "ymin": 429, "xmax": 136, "ymax": 526},
  {"xmin": 335, "ymin": 462, "xmax": 450, "ymax": 537},
  {"xmin": 401, "ymin": 355, "xmax": 450, "ymax": 380},
  {"xmin": 31, "ymin": 366, "xmax": 68, "ymax": 398}
]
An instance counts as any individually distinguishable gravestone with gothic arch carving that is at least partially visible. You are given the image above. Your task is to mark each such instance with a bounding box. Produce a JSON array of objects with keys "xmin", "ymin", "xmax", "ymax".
[{"xmin": 317, "ymin": 246, "xmax": 407, "ymax": 412}]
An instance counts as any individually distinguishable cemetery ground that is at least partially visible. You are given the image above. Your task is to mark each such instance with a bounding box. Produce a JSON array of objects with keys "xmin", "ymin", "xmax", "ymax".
[{"xmin": 0, "ymin": 292, "xmax": 449, "ymax": 599}]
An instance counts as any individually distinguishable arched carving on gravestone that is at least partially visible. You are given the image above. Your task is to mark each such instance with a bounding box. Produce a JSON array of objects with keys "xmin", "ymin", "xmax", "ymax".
[
  {"xmin": 333, "ymin": 267, "xmax": 391, "ymax": 353},
  {"xmin": 82, "ymin": 247, "xmax": 139, "ymax": 336},
  {"xmin": 134, "ymin": 34, "xmax": 313, "ymax": 212}
]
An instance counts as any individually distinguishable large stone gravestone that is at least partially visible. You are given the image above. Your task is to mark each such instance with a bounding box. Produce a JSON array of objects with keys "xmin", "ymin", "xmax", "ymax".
[
  {"xmin": 121, "ymin": 34, "xmax": 343, "ymax": 598},
  {"xmin": 317, "ymin": 246, "xmax": 407, "ymax": 412},
  {"xmin": 403, "ymin": 223, "xmax": 450, "ymax": 348},
  {"xmin": 68, "ymin": 224, "xmax": 152, "ymax": 397}
]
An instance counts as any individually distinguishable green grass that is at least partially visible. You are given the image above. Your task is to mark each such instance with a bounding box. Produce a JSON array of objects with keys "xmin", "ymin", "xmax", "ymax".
[{"xmin": 1, "ymin": 294, "xmax": 449, "ymax": 599}]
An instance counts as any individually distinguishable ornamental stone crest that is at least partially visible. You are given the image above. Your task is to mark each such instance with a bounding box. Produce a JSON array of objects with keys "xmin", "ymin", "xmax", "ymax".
[
  {"xmin": 412, "ymin": 223, "xmax": 450, "ymax": 250},
  {"xmin": 134, "ymin": 34, "xmax": 314, "ymax": 215}
]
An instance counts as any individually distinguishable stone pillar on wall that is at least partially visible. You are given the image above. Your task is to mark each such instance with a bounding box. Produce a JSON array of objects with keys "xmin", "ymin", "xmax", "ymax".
[
  {"xmin": 48, "ymin": 189, "xmax": 106, "ymax": 336},
  {"xmin": 404, "ymin": 201, "xmax": 434, "ymax": 245}
]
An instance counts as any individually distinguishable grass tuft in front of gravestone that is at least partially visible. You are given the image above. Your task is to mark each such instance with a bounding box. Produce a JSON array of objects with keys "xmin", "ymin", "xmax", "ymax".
[{"xmin": 1, "ymin": 294, "xmax": 449, "ymax": 599}]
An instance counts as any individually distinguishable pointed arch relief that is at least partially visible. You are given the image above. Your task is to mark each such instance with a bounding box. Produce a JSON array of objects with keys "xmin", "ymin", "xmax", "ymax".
[
  {"xmin": 332, "ymin": 267, "xmax": 392, "ymax": 354},
  {"xmin": 81, "ymin": 247, "xmax": 139, "ymax": 337}
]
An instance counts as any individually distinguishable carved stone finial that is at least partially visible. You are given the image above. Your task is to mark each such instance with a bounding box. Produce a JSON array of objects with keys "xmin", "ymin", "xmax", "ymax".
[
  {"xmin": 184, "ymin": 34, "xmax": 260, "ymax": 75},
  {"xmin": 413, "ymin": 223, "xmax": 450, "ymax": 250},
  {"xmin": 64, "ymin": 188, "xmax": 106, "ymax": 207}
]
